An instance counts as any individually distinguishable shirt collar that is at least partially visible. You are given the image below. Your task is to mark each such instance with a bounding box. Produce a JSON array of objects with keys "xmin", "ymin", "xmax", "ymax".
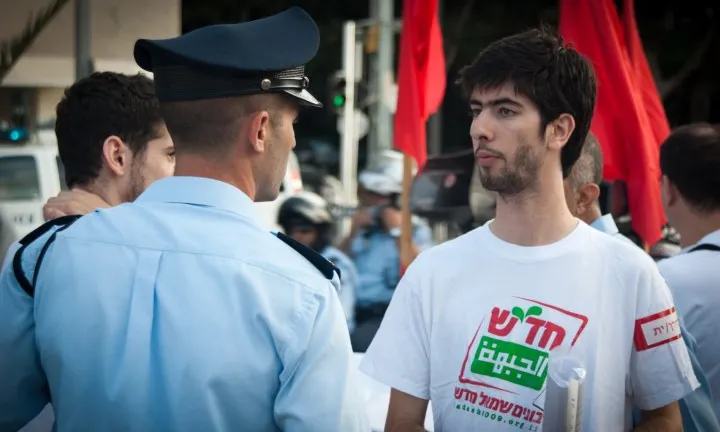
[
  {"xmin": 682, "ymin": 228, "xmax": 720, "ymax": 253},
  {"xmin": 590, "ymin": 213, "xmax": 619, "ymax": 236},
  {"xmin": 697, "ymin": 228, "xmax": 720, "ymax": 245},
  {"xmin": 135, "ymin": 176, "xmax": 266, "ymax": 227}
]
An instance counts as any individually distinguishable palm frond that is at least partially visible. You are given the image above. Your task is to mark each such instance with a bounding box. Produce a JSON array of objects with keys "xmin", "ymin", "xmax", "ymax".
[{"xmin": 0, "ymin": 0, "xmax": 72, "ymax": 83}]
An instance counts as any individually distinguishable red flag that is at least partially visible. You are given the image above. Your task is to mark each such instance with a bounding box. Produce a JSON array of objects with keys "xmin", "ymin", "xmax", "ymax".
[
  {"xmin": 622, "ymin": 0, "xmax": 671, "ymax": 144},
  {"xmin": 559, "ymin": 0, "xmax": 666, "ymax": 246},
  {"xmin": 393, "ymin": 0, "xmax": 446, "ymax": 169}
]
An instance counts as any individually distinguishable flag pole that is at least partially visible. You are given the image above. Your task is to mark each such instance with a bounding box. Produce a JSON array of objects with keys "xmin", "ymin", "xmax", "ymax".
[{"xmin": 399, "ymin": 153, "xmax": 414, "ymax": 273}]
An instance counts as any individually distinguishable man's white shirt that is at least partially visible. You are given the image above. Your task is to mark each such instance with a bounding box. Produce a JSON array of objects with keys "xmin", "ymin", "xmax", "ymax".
[{"xmin": 360, "ymin": 220, "xmax": 698, "ymax": 431}]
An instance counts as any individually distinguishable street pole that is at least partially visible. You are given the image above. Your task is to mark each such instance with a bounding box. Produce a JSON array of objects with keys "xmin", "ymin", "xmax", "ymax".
[
  {"xmin": 339, "ymin": 21, "xmax": 358, "ymax": 237},
  {"xmin": 369, "ymin": 0, "xmax": 394, "ymax": 166},
  {"xmin": 366, "ymin": 0, "xmax": 379, "ymax": 165},
  {"xmin": 75, "ymin": 0, "xmax": 92, "ymax": 80}
]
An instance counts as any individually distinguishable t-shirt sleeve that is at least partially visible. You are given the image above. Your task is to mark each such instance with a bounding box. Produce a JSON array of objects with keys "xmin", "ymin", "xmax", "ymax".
[
  {"xmin": 629, "ymin": 261, "xmax": 700, "ymax": 410},
  {"xmin": 359, "ymin": 257, "xmax": 431, "ymax": 400}
]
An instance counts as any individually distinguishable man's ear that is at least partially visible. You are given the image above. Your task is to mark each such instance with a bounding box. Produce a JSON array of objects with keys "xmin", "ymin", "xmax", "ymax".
[
  {"xmin": 247, "ymin": 110, "xmax": 271, "ymax": 154},
  {"xmin": 546, "ymin": 113, "xmax": 576, "ymax": 152},
  {"xmin": 576, "ymin": 183, "xmax": 600, "ymax": 215},
  {"xmin": 101, "ymin": 136, "xmax": 131, "ymax": 176}
]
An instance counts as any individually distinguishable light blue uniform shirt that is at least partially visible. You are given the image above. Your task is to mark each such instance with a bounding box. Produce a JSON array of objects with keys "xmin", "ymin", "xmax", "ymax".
[
  {"xmin": 322, "ymin": 245, "xmax": 358, "ymax": 333},
  {"xmin": 0, "ymin": 176, "xmax": 369, "ymax": 432},
  {"xmin": 0, "ymin": 240, "xmax": 19, "ymax": 273},
  {"xmin": 590, "ymin": 214, "xmax": 720, "ymax": 432},
  {"xmin": 351, "ymin": 219, "xmax": 433, "ymax": 307}
]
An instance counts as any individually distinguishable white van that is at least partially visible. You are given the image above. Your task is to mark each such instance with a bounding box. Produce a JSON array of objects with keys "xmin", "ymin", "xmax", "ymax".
[
  {"xmin": 0, "ymin": 129, "xmax": 304, "ymax": 237},
  {"xmin": 0, "ymin": 130, "xmax": 66, "ymax": 238}
]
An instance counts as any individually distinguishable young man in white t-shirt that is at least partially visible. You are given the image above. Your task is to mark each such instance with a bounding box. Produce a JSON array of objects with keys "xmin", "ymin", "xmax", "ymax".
[{"xmin": 359, "ymin": 28, "xmax": 698, "ymax": 432}]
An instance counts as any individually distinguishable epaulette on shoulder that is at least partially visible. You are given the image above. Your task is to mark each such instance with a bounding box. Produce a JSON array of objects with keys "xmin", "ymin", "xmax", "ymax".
[
  {"xmin": 688, "ymin": 243, "xmax": 720, "ymax": 253},
  {"xmin": 13, "ymin": 214, "xmax": 82, "ymax": 297},
  {"xmin": 275, "ymin": 232, "xmax": 341, "ymax": 281}
]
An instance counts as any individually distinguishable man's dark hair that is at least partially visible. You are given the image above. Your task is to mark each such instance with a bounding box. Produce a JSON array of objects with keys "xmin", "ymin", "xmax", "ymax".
[
  {"xmin": 660, "ymin": 123, "xmax": 720, "ymax": 212},
  {"xmin": 457, "ymin": 27, "xmax": 597, "ymax": 178},
  {"xmin": 55, "ymin": 72, "xmax": 163, "ymax": 188},
  {"xmin": 160, "ymin": 94, "xmax": 290, "ymax": 157},
  {"xmin": 569, "ymin": 132, "xmax": 603, "ymax": 190}
]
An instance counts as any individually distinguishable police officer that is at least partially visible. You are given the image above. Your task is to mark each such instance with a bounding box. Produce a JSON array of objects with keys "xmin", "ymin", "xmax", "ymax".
[
  {"xmin": 339, "ymin": 150, "xmax": 433, "ymax": 352},
  {"xmin": 658, "ymin": 123, "xmax": 720, "ymax": 420},
  {"xmin": 0, "ymin": 7, "xmax": 368, "ymax": 432},
  {"xmin": 278, "ymin": 191, "xmax": 358, "ymax": 333}
]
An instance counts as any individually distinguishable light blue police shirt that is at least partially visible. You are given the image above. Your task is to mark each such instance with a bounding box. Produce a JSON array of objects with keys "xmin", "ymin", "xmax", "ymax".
[
  {"xmin": 0, "ymin": 176, "xmax": 369, "ymax": 432},
  {"xmin": 590, "ymin": 214, "xmax": 720, "ymax": 432},
  {"xmin": 0, "ymin": 240, "xmax": 19, "ymax": 272},
  {"xmin": 351, "ymin": 219, "xmax": 433, "ymax": 308},
  {"xmin": 322, "ymin": 245, "xmax": 359, "ymax": 333}
]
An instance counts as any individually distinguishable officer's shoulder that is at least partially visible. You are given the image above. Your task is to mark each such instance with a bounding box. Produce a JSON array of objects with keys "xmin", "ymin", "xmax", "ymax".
[
  {"xmin": 18, "ymin": 215, "xmax": 81, "ymax": 247},
  {"xmin": 273, "ymin": 232, "xmax": 339, "ymax": 282},
  {"xmin": 10, "ymin": 214, "xmax": 82, "ymax": 296}
]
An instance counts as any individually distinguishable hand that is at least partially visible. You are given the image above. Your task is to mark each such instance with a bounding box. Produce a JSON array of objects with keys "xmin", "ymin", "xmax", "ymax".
[
  {"xmin": 43, "ymin": 189, "xmax": 110, "ymax": 221},
  {"xmin": 380, "ymin": 206, "xmax": 402, "ymax": 231}
]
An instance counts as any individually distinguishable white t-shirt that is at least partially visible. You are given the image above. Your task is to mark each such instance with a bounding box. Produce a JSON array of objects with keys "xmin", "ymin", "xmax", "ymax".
[
  {"xmin": 658, "ymin": 228, "xmax": 720, "ymax": 417},
  {"xmin": 360, "ymin": 221, "xmax": 698, "ymax": 432}
]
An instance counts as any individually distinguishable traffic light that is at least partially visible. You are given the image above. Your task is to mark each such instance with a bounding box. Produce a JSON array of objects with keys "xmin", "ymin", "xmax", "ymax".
[
  {"xmin": 1, "ymin": 90, "xmax": 30, "ymax": 143},
  {"xmin": 0, "ymin": 126, "xmax": 28, "ymax": 143},
  {"xmin": 327, "ymin": 71, "xmax": 370, "ymax": 115},
  {"xmin": 327, "ymin": 72, "xmax": 347, "ymax": 115},
  {"xmin": 332, "ymin": 92, "xmax": 347, "ymax": 109}
]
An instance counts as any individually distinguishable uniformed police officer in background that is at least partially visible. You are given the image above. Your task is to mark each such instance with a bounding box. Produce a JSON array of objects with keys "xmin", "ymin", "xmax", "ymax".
[
  {"xmin": 0, "ymin": 7, "xmax": 368, "ymax": 432},
  {"xmin": 278, "ymin": 191, "xmax": 359, "ymax": 333},
  {"xmin": 658, "ymin": 123, "xmax": 720, "ymax": 421},
  {"xmin": 338, "ymin": 150, "xmax": 433, "ymax": 352}
]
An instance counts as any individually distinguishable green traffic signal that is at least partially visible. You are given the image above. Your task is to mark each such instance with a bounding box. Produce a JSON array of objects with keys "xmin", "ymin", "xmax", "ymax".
[{"xmin": 333, "ymin": 94, "xmax": 346, "ymax": 107}]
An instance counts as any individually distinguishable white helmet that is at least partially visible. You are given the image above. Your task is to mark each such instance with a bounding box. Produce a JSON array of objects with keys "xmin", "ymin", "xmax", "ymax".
[{"xmin": 358, "ymin": 150, "xmax": 414, "ymax": 196}]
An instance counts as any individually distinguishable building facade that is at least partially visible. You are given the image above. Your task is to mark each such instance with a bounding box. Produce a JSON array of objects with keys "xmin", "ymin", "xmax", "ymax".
[{"xmin": 0, "ymin": 0, "xmax": 180, "ymax": 131}]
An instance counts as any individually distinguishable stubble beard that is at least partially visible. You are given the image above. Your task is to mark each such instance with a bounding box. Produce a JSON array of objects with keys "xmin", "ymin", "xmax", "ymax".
[
  {"xmin": 128, "ymin": 162, "xmax": 147, "ymax": 202},
  {"xmin": 478, "ymin": 144, "xmax": 540, "ymax": 198}
]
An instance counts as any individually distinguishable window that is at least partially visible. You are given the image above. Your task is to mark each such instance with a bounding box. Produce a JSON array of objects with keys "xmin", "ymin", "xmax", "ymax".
[
  {"xmin": 56, "ymin": 155, "xmax": 68, "ymax": 190},
  {"xmin": 0, "ymin": 155, "xmax": 40, "ymax": 200}
]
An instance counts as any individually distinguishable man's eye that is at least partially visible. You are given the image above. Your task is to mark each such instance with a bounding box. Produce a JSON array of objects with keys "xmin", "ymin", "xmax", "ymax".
[
  {"xmin": 498, "ymin": 107, "xmax": 515, "ymax": 116},
  {"xmin": 468, "ymin": 108, "xmax": 481, "ymax": 118}
]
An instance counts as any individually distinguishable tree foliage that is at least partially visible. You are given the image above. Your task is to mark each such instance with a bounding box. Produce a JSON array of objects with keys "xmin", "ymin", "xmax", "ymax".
[{"xmin": 0, "ymin": 0, "xmax": 72, "ymax": 84}]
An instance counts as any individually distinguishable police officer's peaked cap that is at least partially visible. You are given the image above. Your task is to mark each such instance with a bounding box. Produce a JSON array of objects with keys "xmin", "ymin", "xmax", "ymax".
[{"xmin": 133, "ymin": 7, "xmax": 322, "ymax": 107}]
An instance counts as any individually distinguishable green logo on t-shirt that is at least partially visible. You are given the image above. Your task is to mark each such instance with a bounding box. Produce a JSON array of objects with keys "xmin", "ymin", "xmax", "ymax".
[{"xmin": 471, "ymin": 335, "xmax": 549, "ymax": 390}]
